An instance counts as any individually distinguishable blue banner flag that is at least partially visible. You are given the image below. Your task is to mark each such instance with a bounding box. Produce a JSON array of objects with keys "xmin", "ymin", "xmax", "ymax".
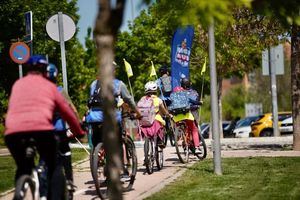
[{"xmin": 171, "ymin": 26, "xmax": 194, "ymax": 89}]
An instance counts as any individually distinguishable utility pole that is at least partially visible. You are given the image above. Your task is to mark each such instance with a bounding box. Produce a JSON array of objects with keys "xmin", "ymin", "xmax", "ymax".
[
  {"xmin": 208, "ymin": 22, "xmax": 222, "ymax": 175},
  {"xmin": 268, "ymin": 47, "xmax": 279, "ymax": 137}
]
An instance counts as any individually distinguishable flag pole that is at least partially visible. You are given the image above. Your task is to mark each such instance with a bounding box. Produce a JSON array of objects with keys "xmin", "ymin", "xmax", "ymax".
[
  {"xmin": 127, "ymin": 76, "xmax": 135, "ymax": 101},
  {"xmin": 199, "ymin": 75, "xmax": 205, "ymax": 122},
  {"xmin": 199, "ymin": 57, "xmax": 207, "ymax": 123}
]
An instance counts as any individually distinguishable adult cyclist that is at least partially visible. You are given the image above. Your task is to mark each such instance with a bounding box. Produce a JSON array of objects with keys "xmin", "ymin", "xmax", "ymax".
[
  {"xmin": 4, "ymin": 55, "xmax": 85, "ymax": 200},
  {"xmin": 85, "ymin": 64, "xmax": 142, "ymax": 147}
]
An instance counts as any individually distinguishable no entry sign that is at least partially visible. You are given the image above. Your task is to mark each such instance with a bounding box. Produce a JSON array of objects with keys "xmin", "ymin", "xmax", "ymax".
[{"xmin": 9, "ymin": 42, "xmax": 30, "ymax": 64}]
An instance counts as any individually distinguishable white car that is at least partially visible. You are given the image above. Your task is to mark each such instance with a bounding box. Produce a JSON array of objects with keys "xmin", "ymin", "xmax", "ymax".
[
  {"xmin": 233, "ymin": 116, "xmax": 261, "ymax": 138},
  {"xmin": 279, "ymin": 117, "xmax": 293, "ymax": 134},
  {"xmin": 234, "ymin": 126, "xmax": 252, "ymax": 138}
]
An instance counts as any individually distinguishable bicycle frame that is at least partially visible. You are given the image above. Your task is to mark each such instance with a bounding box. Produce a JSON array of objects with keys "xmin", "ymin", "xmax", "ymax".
[
  {"xmin": 174, "ymin": 120, "xmax": 196, "ymax": 163},
  {"xmin": 90, "ymin": 120, "xmax": 137, "ymax": 199}
]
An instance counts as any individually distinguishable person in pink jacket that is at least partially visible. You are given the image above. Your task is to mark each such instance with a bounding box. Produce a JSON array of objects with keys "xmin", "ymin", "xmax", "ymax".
[{"xmin": 4, "ymin": 55, "xmax": 85, "ymax": 200}]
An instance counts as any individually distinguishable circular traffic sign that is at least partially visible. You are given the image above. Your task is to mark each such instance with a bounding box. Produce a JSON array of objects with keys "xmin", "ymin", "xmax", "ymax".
[
  {"xmin": 9, "ymin": 42, "xmax": 30, "ymax": 64},
  {"xmin": 46, "ymin": 13, "xmax": 76, "ymax": 42}
]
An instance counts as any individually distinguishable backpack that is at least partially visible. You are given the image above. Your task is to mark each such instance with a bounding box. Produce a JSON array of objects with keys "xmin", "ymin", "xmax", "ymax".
[
  {"xmin": 169, "ymin": 90, "xmax": 190, "ymax": 114},
  {"xmin": 88, "ymin": 80, "xmax": 102, "ymax": 108},
  {"xmin": 160, "ymin": 76, "xmax": 172, "ymax": 93},
  {"xmin": 187, "ymin": 89, "xmax": 200, "ymax": 110},
  {"xmin": 87, "ymin": 79, "xmax": 122, "ymax": 109},
  {"xmin": 137, "ymin": 96, "xmax": 156, "ymax": 127}
]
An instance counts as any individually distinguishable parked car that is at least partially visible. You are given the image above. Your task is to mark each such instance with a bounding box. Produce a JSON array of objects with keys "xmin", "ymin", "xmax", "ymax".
[
  {"xmin": 279, "ymin": 116, "xmax": 293, "ymax": 134},
  {"xmin": 233, "ymin": 116, "xmax": 261, "ymax": 138},
  {"xmin": 200, "ymin": 121, "xmax": 231, "ymax": 139},
  {"xmin": 250, "ymin": 112, "xmax": 291, "ymax": 137}
]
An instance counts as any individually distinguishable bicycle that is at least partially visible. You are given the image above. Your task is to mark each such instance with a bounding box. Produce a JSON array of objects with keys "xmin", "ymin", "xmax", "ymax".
[
  {"xmin": 13, "ymin": 139, "xmax": 50, "ymax": 200},
  {"xmin": 143, "ymin": 134, "xmax": 164, "ymax": 174},
  {"xmin": 174, "ymin": 120, "xmax": 207, "ymax": 163},
  {"xmin": 163, "ymin": 117, "xmax": 175, "ymax": 146},
  {"xmin": 90, "ymin": 122, "xmax": 138, "ymax": 199},
  {"xmin": 13, "ymin": 137, "xmax": 75, "ymax": 200}
]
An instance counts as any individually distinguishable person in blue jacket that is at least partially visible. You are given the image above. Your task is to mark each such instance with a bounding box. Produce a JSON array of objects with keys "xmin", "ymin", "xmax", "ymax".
[
  {"xmin": 46, "ymin": 63, "xmax": 78, "ymax": 193},
  {"xmin": 85, "ymin": 64, "xmax": 142, "ymax": 147}
]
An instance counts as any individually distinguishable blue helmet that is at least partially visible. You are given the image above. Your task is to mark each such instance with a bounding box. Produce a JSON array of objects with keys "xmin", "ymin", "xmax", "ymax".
[
  {"xmin": 26, "ymin": 55, "xmax": 48, "ymax": 72},
  {"xmin": 46, "ymin": 63, "xmax": 58, "ymax": 81}
]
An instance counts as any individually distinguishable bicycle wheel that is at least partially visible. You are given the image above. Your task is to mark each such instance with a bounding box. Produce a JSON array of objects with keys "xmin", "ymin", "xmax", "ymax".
[
  {"xmin": 91, "ymin": 142, "xmax": 108, "ymax": 199},
  {"xmin": 174, "ymin": 123, "xmax": 189, "ymax": 163},
  {"xmin": 195, "ymin": 132, "xmax": 207, "ymax": 160},
  {"xmin": 155, "ymin": 142, "xmax": 164, "ymax": 170},
  {"xmin": 14, "ymin": 175, "xmax": 36, "ymax": 200},
  {"xmin": 144, "ymin": 137, "xmax": 154, "ymax": 174},
  {"xmin": 89, "ymin": 146, "xmax": 95, "ymax": 180},
  {"xmin": 121, "ymin": 135, "xmax": 137, "ymax": 191},
  {"xmin": 163, "ymin": 133, "xmax": 168, "ymax": 146}
]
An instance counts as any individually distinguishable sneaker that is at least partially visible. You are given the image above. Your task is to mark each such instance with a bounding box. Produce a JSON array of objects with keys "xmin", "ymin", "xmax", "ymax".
[
  {"xmin": 66, "ymin": 180, "xmax": 77, "ymax": 192},
  {"xmin": 194, "ymin": 147, "xmax": 202, "ymax": 155},
  {"xmin": 157, "ymin": 140, "xmax": 166, "ymax": 149}
]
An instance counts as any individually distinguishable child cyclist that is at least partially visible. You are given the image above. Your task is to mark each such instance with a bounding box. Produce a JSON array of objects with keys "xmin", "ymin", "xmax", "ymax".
[
  {"xmin": 138, "ymin": 81, "xmax": 171, "ymax": 147},
  {"xmin": 171, "ymin": 78, "xmax": 202, "ymax": 153},
  {"xmin": 46, "ymin": 63, "xmax": 78, "ymax": 194}
]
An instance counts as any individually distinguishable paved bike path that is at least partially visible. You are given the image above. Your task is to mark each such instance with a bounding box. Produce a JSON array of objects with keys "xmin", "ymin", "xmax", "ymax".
[
  {"xmin": 72, "ymin": 145, "xmax": 300, "ymax": 200},
  {"xmin": 2, "ymin": 136, "xmax": 300, "ymax": 200},
  {"xmin": 72, "ymin": 146, "xmax": 196, "ymax": 200}
]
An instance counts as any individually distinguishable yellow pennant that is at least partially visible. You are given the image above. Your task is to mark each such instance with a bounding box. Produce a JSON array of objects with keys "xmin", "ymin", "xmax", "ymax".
[
  {"xmin": 150, "ymin": 61, "xmax": 157, "ymax": 77},
  {"xmin": 123, "ymin": 58, "xmax": 133, "ymax": 78},
  {"xmin": 201, "ymin": 57, "xmax": 207, "ymax": 75}
]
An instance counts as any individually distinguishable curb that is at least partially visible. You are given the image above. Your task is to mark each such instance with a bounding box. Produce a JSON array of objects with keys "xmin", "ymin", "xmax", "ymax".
[{"xmin": 134, "ymin": 168, "xmax": 185, "ymax": 200}]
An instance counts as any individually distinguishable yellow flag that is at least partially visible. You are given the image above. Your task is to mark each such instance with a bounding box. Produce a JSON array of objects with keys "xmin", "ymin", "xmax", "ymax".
[
  {"xmin": 150, "ymin": 61, "xmax": 157, "ymax": 77},
  {"xmin": 201, "ymin": 57, "xmax": 207, "ymax": 75},
  {"xmin": 123, "ymin": 58, "xmax": 133, "ymax": 78}
]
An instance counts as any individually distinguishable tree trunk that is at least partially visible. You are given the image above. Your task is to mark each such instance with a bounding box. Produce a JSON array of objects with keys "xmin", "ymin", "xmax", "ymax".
[
  {"xmin": 94, "ymin": 0, "xmax": 125, "ymax": 199},
  {"xmin": 291, "ymin": 24, "xmax": 300, "ymax": 151}
]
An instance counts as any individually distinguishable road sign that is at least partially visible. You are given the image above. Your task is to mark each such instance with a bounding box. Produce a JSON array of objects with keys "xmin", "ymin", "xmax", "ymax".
[
  {"xmin": 24, "ymin": 11, "xmax": 33, "ymax": 41},
  {"xmin": 9, "ymin": 42, "xmax": 30, "ymax": 64},
  {"xmin": 262, "ymin": 44, "xmax": 284, "ymax": 75},
  {"xmin": 46, "ymin": 13, "xmax": 76, "ymax": 42},
  {"xmin": 46, "ymin": 12, "xmax": 76, "ymax": 95}
]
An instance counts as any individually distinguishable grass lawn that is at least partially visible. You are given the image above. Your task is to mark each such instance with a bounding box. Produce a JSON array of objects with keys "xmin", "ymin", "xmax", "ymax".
[
  {"xmin": 147, "ymin": 157, "xmax": 300, "ymax": 200},
  {"xmin": 0, "ymin": 147, "xmax": 88, "ymax": 194}
]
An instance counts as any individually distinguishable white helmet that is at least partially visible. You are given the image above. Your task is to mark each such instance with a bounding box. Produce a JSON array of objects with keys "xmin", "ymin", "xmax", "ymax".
[{"xmin": 145, "ymin": 81, "xmax": 158, "ymax": 93}]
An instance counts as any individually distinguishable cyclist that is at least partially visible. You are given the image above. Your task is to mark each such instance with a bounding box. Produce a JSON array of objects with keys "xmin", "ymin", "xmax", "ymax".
[
  {"xmin": 171, "ymin": 78, "xmax": 201, "ymax": 152},
  {"xmin": 156, "ymin": 65, "xmax": 172, "ymax": 107},
  {"xmin": 46, "ymin": 63, "xmax": 78, "ymax": 193},
  {"xmin": 85, "ymin": 64, "xmax": 142, "ymax": 147},
  {"xmin": 180, "ymin": 78, "xmax": 203, "ymax": 123},
  {"xmin": 4, "ymin": 55, "xmax": 85, "ymax": 200},
  {"xmin": 138, "ymin": 81, "xmax": 171, "ymax": 147}
]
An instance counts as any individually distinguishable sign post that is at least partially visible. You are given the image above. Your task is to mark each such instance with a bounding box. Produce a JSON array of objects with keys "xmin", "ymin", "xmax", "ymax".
[
  {"xmin": 9, "ymin": 42, "xmax": 31, "ymax": 78},
  {"xmin": 46, "ymin": 12, "xmax": 76, "ymax": 94},
  {"xmin": 24, "ymin": 11, "xmax": 33, "ymax": 55},
  {"xmin": 262, "ymin": 44, "xmax": 284, "ymax": 137}
]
